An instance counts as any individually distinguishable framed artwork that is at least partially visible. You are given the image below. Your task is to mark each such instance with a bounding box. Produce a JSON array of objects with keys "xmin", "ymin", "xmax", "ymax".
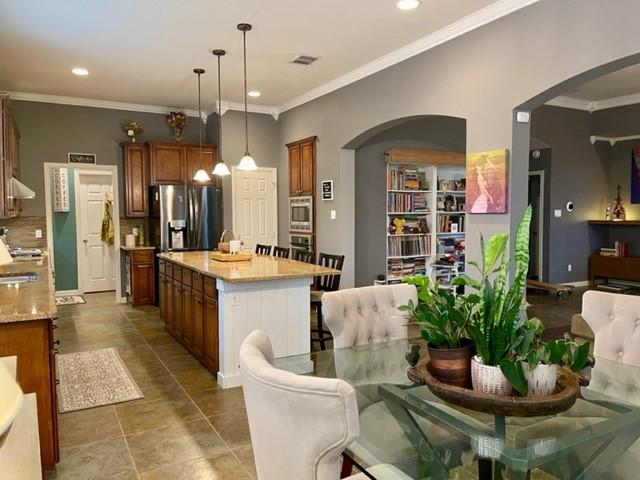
[
  {"xmin": 466, "ymin": 149, "xmax": 509, "ymax": 214},
  {"xmin": 53, "ymin": 168, "xmax": 69, "ymax": 212},
  {"xmin": 321, "ymin": 180, "xmax": 334, "ymax": 200},
  {"xmin": 68, "ymin": 152, "xmax": 96, "ymax": 164},
  {"xmin": 632, "ymin": 147, "xmax": 640, "ymax": 204}
]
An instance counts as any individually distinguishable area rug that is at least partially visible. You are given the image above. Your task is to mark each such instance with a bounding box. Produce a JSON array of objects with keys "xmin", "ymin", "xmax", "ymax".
[
  {"xmin": 56, "ymin": 347, "xmax": 143, "ymax": 413},
  {"xmin": 55, "ymin": 295, "xmax": 86, "ymax": 306}
]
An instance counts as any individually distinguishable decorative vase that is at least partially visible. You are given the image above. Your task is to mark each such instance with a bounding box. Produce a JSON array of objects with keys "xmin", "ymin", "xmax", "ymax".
[
  {"xmin": 471, "ymin": 355, "xmax": 512, "ymax": 395},
  {"xmin": 427, "ymin": 338, "xmax": 475, "ymax": 388},
  {"xmin": 522, "ymin": 363, "xmax": 558, "ymax": 396}
]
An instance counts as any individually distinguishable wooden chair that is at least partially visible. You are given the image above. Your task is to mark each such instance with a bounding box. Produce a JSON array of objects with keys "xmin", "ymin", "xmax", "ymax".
[
  {"xmin": 311, "ymin": 253, "xmax": 345, "ymax": 351},
  {"xmin": 272, "ymin": 246, "xmax": 290, "ymax": 259},
  {"xmin": 292, "ymin": 248, "xmax": 314, "ymax": 264},
  {"xmin": 255, "ymin": 244, "xmax": 272, "ymax": 255}
]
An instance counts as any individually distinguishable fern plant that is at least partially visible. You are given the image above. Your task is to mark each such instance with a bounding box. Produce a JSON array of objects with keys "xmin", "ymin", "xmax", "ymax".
[
  {"xmin": 453, "ymin": 205, "xmax": 532, "ymax": 366},
  {"xmin": 399, "ymin": 276, "xmax": 478, "ymax": 349}
]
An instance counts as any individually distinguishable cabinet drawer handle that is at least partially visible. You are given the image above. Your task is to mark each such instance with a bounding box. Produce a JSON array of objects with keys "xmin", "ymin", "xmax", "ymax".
[
  {"xmin": 53, "ymin": 340, "xmax": 60, "ymax": 346},
  {"xmin": 54, "ymin": 348, "xmax": 59, "ymax": 354},
  {"xmin": 56, "ymin": 379, "xmax": 60, "ymax": 385}
]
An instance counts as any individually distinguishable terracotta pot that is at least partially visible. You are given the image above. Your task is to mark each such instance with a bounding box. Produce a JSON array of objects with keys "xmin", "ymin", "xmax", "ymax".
[
  {"xmin": 471, "ymin": 355, "xmax": 512, "ymax": 395},
  {"xmin": 427, "ymin": 338, "xmax": 475, "ymax": 388},
  {"xmin": 523, "ymin": 363, "xmax": 558, "ymax": 396}
]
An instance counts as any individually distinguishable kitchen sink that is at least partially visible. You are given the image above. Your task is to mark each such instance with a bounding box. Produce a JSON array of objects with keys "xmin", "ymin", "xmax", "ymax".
[{"xmin": 0, "ymin": 272, "xmax": 37, "ymax": 284}]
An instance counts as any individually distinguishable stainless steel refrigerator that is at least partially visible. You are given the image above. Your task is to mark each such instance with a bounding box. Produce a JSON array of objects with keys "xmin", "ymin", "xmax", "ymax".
[{"xmin": 149, "ymin": 185, "xmax": 223, "ymax": 252}]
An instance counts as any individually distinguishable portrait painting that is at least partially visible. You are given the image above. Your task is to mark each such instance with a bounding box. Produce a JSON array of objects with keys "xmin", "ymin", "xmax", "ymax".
[
  {"xmin": 466, "ymin": 149, "xmax": 509, "ymax": 214},
  {"xmin": 632, "ymin": 147, "xmax": 640, "ymax": 204}
]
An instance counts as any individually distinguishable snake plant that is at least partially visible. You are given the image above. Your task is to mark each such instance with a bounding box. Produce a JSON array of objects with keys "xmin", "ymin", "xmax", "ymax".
[{"xmin": 453, "ymin": 205, "xmax": 532, "ymax": 367}]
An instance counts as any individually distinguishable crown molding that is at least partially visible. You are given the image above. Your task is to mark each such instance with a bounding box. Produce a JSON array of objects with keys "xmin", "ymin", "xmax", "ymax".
[
  {"xmin": 544, "ymin": 96, "xmax": 594, "ymax": 112},
  {"xmin": 276, "ymin": 0, "xmax": 541, "ymax": 114},
  {"xmin": 545, "ymin": 92, "xmax": 640, "ymax": 113},
  {"xmin": 217, "ymin": 101, "xmax": 279, "ymax": 120},
  {"xmin": 8, "ymin": 91, "xmax": 202, "ymax": 117}
]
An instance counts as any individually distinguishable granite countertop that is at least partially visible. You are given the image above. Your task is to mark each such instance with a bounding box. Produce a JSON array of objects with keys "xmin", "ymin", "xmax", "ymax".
[
  {"xmin": 0, "ymin": 253, "xmax": 56, "ymax": 323},
  {"xmin": 158, "ymin": 251, "xmax": 340, "ymax": 283},
  {"xmin": 120, "ymin": 245, "xmax": 156, "ymax": 251}
]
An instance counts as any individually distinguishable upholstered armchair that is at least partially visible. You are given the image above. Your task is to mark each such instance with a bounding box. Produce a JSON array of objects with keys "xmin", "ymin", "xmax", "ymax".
[{"xmin": 240, "ymin": 329, "xmax": 410, "ymax": 480}]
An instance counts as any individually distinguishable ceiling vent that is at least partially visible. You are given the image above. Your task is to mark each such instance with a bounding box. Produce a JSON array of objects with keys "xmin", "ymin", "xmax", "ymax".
[{"xmin": 291, "ymin": 55, "xmax": 318, "ymax": 66}]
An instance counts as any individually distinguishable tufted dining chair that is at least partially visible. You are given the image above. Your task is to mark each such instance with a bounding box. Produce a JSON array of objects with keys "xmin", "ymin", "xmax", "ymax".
[
  {"xmin": 322, "ymin": 284, "xmax": 416, "ymax": 348},
  {"xmin": 240, "ymin": 329, "xmax": 411, "ymax": 480},
  {"xmin": 513, "ymin": 291, "xmax": 640, "ymax": 478}
]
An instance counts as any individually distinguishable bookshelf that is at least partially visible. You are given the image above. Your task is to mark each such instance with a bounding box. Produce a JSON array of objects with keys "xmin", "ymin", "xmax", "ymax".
[{"xmin": 385, "ymin": 150, "xmax": 466, "ymax": 287}]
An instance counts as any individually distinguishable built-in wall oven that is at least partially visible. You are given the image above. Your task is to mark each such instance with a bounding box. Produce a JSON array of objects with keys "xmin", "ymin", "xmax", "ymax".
[
  {"xmin": 290, "ymin": 233, "xmax": 313, "ymax": 252},
  {"xmin": 289, "ymin": 196, "xmax": 313, "ymax": 232}
]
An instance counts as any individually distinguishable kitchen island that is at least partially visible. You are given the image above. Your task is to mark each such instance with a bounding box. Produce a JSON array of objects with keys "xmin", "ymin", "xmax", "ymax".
[{"xmin": 157, "ymin": 251, "xmax": 338, "ymax": 388}]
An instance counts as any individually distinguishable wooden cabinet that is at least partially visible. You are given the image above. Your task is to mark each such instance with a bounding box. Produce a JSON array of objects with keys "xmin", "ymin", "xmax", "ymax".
[
  {"xmin": 287, "ymin": 136, "xmax": 316, "ymax": 197},
  {"xmin": 159, "ymin": 260, "xmax": 219, "ymax": 375},
  {"xmin": 121, "ymin": 141, "xmax": 217, "ymax": 217},
  {"xmin": 0, "ymin": 319, "xmax": 59, "ymax": 471},
  {"xmin": 149, "ymin": 142, "xmax": 186, "ymax": 184},
  {"xmin": 124, "ymin": 248, "xmax": 155, "ymax": 306},
  {"xmin": 1, "ymin": 93, "xmax": 21, "ymax": 218},
  {"xmin": 122, "ymin": 143, "xmax": 148, "ymax": 217},
  {"xmin": 186, "ymin": 146, "xmax": 217, "ymax": 185},
  {"xmin": 590, "ymin": 254, "xmax": 640, "ymax": 284}
]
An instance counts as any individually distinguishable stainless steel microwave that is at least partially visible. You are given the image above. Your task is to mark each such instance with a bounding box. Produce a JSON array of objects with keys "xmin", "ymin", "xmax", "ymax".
[{"xmin": 289, "ymin": 196, "xmax": 313, "ymax": 232}]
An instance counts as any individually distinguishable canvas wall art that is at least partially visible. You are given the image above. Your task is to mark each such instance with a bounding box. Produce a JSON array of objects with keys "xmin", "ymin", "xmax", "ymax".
[
  {"xmin": 466, "ymin": 149, "xmax": 509, "ymax": 214},
  {"xmin": 632, "ymin": 147, "xmax": 640, "ymax": 204}
]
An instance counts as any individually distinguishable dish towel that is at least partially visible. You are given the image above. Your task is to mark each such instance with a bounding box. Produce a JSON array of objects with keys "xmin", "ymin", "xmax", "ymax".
[{"xmin": 101, "ymin": 196, "xmax": 114, "ymax": 245}]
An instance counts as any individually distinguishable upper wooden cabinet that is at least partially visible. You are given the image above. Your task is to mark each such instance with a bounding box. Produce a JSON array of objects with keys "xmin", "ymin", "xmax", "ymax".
[
  {"xmin": 149, "ymin": 142, "xmax": 186, "ymax": 184},
  {"xmin": 287, "ymin": 136, "xmax": 316, "ymax": 197},
  {"xmin": 122, "ymin": 143, "xmax": 148, "ymax": 217},
  {"xmin": 1, "ymin": 93, "xmax": 21, "ymax": 218},
  {"xmin": 121, "ymin": 140, "xmax": 217, "ymax": 218},
  {"xmin": 186, "ymin": 145, "xmax": 217, "ymax": 186}
]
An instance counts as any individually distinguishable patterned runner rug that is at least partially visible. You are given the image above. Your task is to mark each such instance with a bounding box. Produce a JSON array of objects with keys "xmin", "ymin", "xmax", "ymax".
[
  {"xmin": 56, "ymin": 347, "xmax": 143, "ymax": 413},
  {"xmin": 55, "ymin": 295, "xmax": 86, "ymax": 306}
]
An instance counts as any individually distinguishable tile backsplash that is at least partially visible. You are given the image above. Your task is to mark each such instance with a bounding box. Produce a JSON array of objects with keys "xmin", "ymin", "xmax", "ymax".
[{"xmin": 0, "ymin": 216, "xmax": 47, "ymax": 248}]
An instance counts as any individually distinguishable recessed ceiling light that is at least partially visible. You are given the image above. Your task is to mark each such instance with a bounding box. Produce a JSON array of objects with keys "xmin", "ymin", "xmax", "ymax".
[
  {"xmin": 248, "ymin": 90, "xmax": 261, "ymax": 98},
  {"xmin": 72, "ymin": 67, "xmax": 89, "ymax": 76},
  {"xmin": 396, "ymin": 0, "xmax": 421, "ymax": 10}
]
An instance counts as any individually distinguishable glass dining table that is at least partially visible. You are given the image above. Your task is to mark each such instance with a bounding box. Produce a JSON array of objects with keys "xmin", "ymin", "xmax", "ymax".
[{"xmin": 274, "ymin": 339, "xmax": 640, "ymax": 480}]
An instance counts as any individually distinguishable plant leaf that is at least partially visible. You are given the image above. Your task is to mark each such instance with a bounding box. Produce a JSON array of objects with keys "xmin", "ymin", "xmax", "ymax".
[
  {"xmin": 500, "ymin": 359, "xmax": 527, "ymax": 396},
  {"xmin": 570, "ymin": 342, "xmax": 591, "ymax": 372}
]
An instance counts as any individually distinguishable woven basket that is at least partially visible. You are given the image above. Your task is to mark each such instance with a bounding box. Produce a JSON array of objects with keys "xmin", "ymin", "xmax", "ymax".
[
  {"xmin": 471, "ymin": 355, "xmax": 512, "ymax": 396},
  {"xmin": 523, "ymin": 363, "xmax": 558, "ymax": 396},
  {"xmin": 218, "ymin": 229, "xmax": 235, "ymax": 253}
]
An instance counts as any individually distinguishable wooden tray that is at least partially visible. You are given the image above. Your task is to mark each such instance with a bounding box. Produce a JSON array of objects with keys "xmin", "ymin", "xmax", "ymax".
[
  {"xmin": 409, "ymin": 357, "xmax": 580, "ymax": 417},
  {"xmin": 210, "ymin": 252, "xmax": 253, "ymax": 262}
]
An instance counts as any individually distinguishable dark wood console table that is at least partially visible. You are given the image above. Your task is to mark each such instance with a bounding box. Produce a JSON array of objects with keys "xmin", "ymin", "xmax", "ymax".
[{"xmin": 590, "ymin": 254, "xmax": 640, "ymax": 284}]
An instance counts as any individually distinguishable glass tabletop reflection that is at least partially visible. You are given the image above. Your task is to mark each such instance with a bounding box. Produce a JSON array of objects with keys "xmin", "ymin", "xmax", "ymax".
[{"xmin": 275, "ymin": 340, "xmax": 640, "ymax": 480}]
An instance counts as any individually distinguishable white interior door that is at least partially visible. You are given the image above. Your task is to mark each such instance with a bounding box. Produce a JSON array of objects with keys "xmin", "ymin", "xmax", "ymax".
[
  {"xmin": 232, "ymin": 167, "xmax": 278, "ymax": 252},
  {"xmin": 77, "ymin": 172, "xmax": 116, "ymax": 293}
]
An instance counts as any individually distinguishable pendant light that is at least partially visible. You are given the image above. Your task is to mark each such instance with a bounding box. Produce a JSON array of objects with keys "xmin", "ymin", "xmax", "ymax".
[
  {"xmin": 236, "ymin": 23, "xmax": 257, "ymax": 171},
  {"xmin": 192, "ymin": 68, "xmax": 211, "ymax": 182},
  {"xmin": 212, "ymin": 49, "xmax": 231, "ymax": 176}
]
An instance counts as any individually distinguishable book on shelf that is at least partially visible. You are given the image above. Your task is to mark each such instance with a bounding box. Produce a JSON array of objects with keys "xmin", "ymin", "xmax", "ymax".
[
  {"xmin": 600, "ymin": 241, "xmax": 628, "ymax": 257},
  {"xmin": 387, "ymin": 167, "xmax": 428, "ymax": 191},
  {"xmin": 437, "ymin": 214, "xmax": 465, "ymax": 233},
  {"xmin": 387, "ymin": 192, "xmax": 429, "ymax": 212},
  {"xmin": 387, "ymin": 256, "xmax": 427, "ymax": 278},
  {"xmin": 388, "ymin": 235, "xmax": 431, "ymax": 257}
]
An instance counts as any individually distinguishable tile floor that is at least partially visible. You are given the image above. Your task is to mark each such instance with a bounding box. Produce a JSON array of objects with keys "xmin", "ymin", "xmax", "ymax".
[
  {"xmin": 48, "ymin": 292, "xmax": 255, "ymax": 480},
  {"xmin": 48, "ymin": 287, "xmax": 583, "ymax": 479}
]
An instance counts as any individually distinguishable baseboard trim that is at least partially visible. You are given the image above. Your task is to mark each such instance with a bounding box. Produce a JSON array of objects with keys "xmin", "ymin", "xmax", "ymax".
[
  {"xmin": 55, "ymin": 289, "xmax": 81, "ymax": 296},
  {"xmin": 560, "ymin": 280, "xmax": 589, "ymax": 287}
]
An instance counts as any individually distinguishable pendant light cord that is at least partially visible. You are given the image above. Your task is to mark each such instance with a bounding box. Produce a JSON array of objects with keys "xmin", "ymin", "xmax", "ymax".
[
  {"xmin": 197, "ymin": 71, "xmax": 203, "ymax": 163},
  {"xmin": 217, "ymin": 55, "xmax": 223, "ymax": 160},
  {"xmin": 243, "ymin": 29, "xmax": 249, "ymax": 154}
]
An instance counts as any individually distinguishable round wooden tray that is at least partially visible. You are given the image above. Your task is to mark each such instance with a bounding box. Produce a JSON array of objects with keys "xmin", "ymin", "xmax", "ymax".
[{"xmin": 408, "ymin": 357, "xmax": 580, "ymax": 417}]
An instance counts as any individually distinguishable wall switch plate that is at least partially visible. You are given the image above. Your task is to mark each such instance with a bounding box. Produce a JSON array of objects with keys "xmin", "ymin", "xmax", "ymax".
[
  {"xmin": 516, "ymin": 111, "xmax": 530, "ymax": 123},
  {"xmin": 330, "ymin": 210, "xmax": 337, "ymax": 220},
  {"xmin": 554, "ymin": 209, "xmax": 562, "ymax": 218},
  {"xmin": 568, "ymin": 264, "xmax": 572, "ymax": 272},
  {"xmin": 35, "ymin": 229, "xmax": 42, "ymax": 239}
]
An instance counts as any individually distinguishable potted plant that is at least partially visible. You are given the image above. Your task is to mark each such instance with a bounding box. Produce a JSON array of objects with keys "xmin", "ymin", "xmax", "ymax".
[
  {"xmin": 453, "ymin": 206, "xmax": 533, "ymax": 395},
  {"xmin": 499, "ymin": 316, "xmax": 592, "ymax": 396},
  {"xmin": 400, "ymin": 276, "xmax": 478, "ymax": 387}
]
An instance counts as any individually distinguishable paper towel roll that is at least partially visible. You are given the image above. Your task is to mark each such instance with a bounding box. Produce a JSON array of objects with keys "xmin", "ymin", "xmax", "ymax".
[{"xmin": 125, "ymin": 234, "xmax": 136, "ymax": 247}]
